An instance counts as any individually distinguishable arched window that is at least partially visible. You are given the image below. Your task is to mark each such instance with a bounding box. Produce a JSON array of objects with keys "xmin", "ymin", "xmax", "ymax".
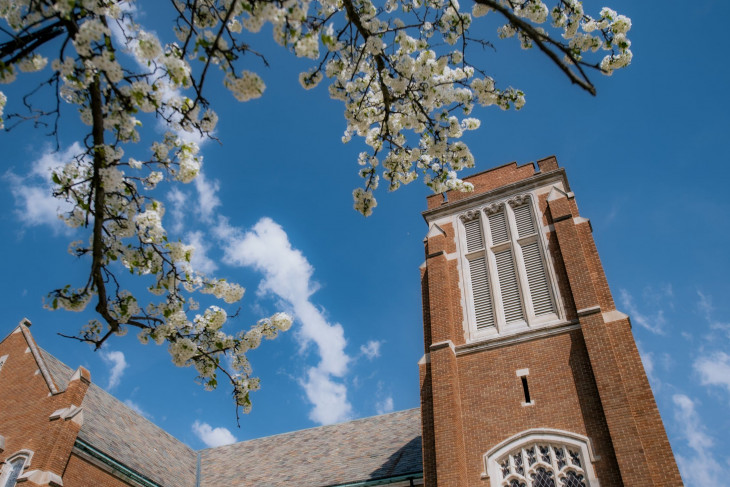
[
  {"xmin": 0, "ymin": 452, "xmax": 31, "ymax": 487},
  {"xmin": 483, "ymin": 430, "xmax": 600, "ymax": 487}
]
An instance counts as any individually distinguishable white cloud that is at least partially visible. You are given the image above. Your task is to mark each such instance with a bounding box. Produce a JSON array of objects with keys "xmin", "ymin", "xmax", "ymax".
[
  {"xmin": 194, "ymin": 171, "xmax": 221, "ymax": 222},
  {"xmin": 709, "ymin": 322, "xmax": 730, "ymax": 340},
  {"xmin": 360, "ymin": 340, "xmax": 382, "ymax": 360},
  {"xmin": 192, "ymin": 420, "xmax": 237, "ymax": 448},
  {"xmin": 100, "ymin": 350, "xmax": 128, "ymax": 390},
  {"xmin": 123, "ymin": 399, "xmax": 153, "ymax": 420},
  {"xmin": 697, "ymin": 290, "xmax": 713, "ymax": 322},
  {"xmin": 6, "ymin": 143, "xmax": 82, "ymax": 233},
  {"xmin": 219, "ymin": 218, "xmax": 348, "ymax": 375},
  {"xmin": 694, "ymin": 351, "xmax": 730, "ymax": 396},
  {"xmin": 186, "ymin": 230, "xmax": 218, "ymax": 274},
  {"xmin": 694, "ymin": 291, "xmax": 730, "ymax": 341},
  {"xmin": 376, "ymin": 396, "xmax": 394, "ymax": 415},
  {"xmin": 619, "ymin": 289, "xmax": 666, "ymax": 335},
  {"xmin": 167, "ymin": 187, "xmax": 187, "ymax": 234},
  {"xmin": 218, "ymin": 217, "xmax": 352, "ymax": 425},
  {"xmin": 672, "ymin": 394, "xmax": 726, "ymax": 486},
  {"xmin": 302, "ymin": 368, "xmax": 353, "ymax": 425},
  {"xmin": 672, "ymin": 395, "xmax": 713, "ymax": 452}
]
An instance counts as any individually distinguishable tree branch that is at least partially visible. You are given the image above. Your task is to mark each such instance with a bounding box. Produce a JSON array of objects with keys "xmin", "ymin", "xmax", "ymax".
[{"xmin": 473, "ymin": 0, "xmax": 597, "ymax": 95}]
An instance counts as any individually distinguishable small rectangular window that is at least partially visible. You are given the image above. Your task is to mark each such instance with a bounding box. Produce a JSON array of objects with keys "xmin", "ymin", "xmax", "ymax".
[{"xmin": 521, "ymin": 376, "xmax": 531, "ymax": 404}]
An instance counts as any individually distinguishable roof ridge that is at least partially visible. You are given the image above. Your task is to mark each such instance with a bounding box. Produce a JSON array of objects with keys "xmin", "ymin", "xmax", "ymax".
[
  {"xmin": 17, "ymin": 322, "xmax": 60, "ymax": 394},
  {"xmin": 82, "ymin": 382, "xmax": 196, "ymax": 455},
  {"xmin": 200, "ymin": 407, "xmax": 421, "ymax": 452},
  {"xmin": 39, "ymin": 346, "xmax": 196, "ymax": 457}
]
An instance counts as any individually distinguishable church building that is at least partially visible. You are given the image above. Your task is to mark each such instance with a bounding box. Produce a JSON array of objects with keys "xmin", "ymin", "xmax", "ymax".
[{"xmin": 0, "ymin": 156, "xmax": 682, "ymax": 486}]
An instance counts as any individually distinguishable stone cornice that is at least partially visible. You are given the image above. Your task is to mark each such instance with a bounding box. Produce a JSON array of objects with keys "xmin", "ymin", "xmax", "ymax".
[
  {"xmin": 422, "ymin": 168, "xmax": 568, "ymax": 223},
  {"xmin": 455, "ymin": 321, "xmax": 580, "ymax": 356}
]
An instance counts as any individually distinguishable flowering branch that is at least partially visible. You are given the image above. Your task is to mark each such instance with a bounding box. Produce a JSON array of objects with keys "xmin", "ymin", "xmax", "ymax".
[{"xmin": 0, "ymin": 0, "xmax": 631, "ymax": 416}]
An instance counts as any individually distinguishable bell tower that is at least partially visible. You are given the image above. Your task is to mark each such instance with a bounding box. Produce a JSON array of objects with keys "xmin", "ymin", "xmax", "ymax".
[{"xmin": 418, "ymin": 156, "xmax": 682, "ymax": 486}]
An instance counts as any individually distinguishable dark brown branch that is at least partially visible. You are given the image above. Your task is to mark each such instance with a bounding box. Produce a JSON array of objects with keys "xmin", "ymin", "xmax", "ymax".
[
  {"xmin": 473, "ymin": 0, "xmax": 597, "ymax": 95},
  {"xmin": 88, "ymin": 75, "xmax": 119, "ymax": 333},
  {"xmin": 0, "ymin": 20, "xmax": 64, "ymax": 61}
]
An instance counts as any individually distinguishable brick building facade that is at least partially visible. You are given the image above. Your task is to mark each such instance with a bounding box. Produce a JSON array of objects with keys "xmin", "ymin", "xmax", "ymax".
[
  {"xmin": 0, "ymin": 157, "xmax": 681, "ymax": 486},
  {"xmin": 418, "ymin": 156, "xmax": 682, "ymax": 487}
]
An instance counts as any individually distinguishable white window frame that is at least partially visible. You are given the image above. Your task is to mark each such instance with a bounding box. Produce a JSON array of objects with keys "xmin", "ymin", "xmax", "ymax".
[
  {"xmin": 458, "ymin": 193, "xmax": 564, "ymax": 341},
  {"xmin": 482, "ymin": 429, "xmax": 600, "ymax": 487},
  {"xmin": 0, "ymin": 450, "xmax": 33, "ymax": 487}
]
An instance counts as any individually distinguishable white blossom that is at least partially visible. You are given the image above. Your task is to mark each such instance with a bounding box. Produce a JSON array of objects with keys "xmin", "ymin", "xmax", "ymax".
[
  {"xmin": 0, "ymin": 0, "xmax": 632, "ymax": 414},
  {"xmin": 271, "ymin": 312, "xmax": 293, "ymax": 331},
  {"xmin": 0, "ymin": 90, "xmax": 5, "ymax": 129},
  {"xmin": 17, "ymin": 54, "xmax": 48, "ymax": 72},
  {"xmin": 224, "ymin": 71, "xmax": 265, "ymax": 102},
  {"xmin": 135, "ymin": 31, "xmax": 163, "ymax": 61}
]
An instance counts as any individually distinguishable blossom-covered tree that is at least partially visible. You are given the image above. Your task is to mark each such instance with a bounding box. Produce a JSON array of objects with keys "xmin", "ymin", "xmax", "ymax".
[{"xmin": 0, "ymin": 0, "xmax": 631, "ymax": 416}]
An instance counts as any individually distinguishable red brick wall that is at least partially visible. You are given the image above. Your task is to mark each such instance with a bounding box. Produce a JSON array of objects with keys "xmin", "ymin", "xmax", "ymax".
[
  {"xmin": 423, "ymin": 252, "xmax": 465, "ymax": 347},
  {"xmin": 456, "ymin": 330, "xmax": 621, "ymax": 487},
  {"xmin": 426, "ymin": 162, "xmax": 538, "ymax": 210},
  {"xmin": 0, "ymin": 327, "xmax": 85, "ymax": 481},
  {"xmin": 548, "ymin": 191, "xmax": 682, "ymax": 485},
  {"xmin": 606, "ymin": 317, "xmax": 684, "ymax": 486},
  {"xmin": 62, "ymin": 453, "xmax": 131, "ymax": 487},
  {"xmin": 428, "ymin": 345, "xmax": 468, "ymax": 487},
  {"xmin": 419, "ymin": 361, "xmax": 437, "ymax": 487},
  {"xmin": 420, "ymin": 158, "xmax": 682, "ymax": 486},
  {"xmin": 0, "ymin": 325, "xmax": 133, "ymax": 486}
]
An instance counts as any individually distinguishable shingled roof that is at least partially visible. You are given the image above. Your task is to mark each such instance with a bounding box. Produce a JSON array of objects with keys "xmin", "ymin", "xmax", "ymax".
[
  {"xmin": 37, "ymin": 347, "xmax": 423, "ymax": 487},
  {"xmin": 199, "ymin": 408, "xmax": 422, "ymax": 487},
  {"xmin": 41, "ymin": 350, "xmax": 198, "ymax": 487}
]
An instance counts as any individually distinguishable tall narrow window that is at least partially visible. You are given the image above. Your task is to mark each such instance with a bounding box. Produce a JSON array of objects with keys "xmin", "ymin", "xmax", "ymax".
[
  {"xmin": 462, "ymin": 212, "xmax": 496, "ymax": 330},
  {"xmin": 0, "ymin": 457, "xmax": 26, "ymax": 487},
  {"xmin": 460, "ymin": 195, "xmax": 558, "ymax": 336},
  {"xmin": 520, "ymin": 377, "xmax": 531, "ymax": 404},
  {"xmin": 510, "ymin": 199, "xmax": 555, "ymax": 319}
]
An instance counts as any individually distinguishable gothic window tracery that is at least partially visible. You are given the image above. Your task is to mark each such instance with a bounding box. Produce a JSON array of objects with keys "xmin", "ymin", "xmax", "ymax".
[
  {"xmin": 496, "ymin": 443, "xmax": 589, "ymax": 487},
  {"xmin": 0, "ymin": 455, "xmax": 27, "ymax": 487}
]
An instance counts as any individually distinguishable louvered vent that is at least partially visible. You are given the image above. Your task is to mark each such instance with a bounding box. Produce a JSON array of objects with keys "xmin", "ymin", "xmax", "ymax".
[
  {"xmin": 495, "ymin": 249, "xmax": 523, "ymax": 322},
  {"xmin": 464, "ymin": 218, "xmax": 484, "ymax": 253},
  {"xmin": 522, "ymin": 241, "xmax": 554, "ymax": 316},
  {"xmin": 489, "ymin": 211, "xmax": 509, "ymax": 245},
  {"xmin": 469, "ymin": 257, "xmax": 495, "ymax": 329},
  {"xmin": 513, "ymin": 203, "xmax": 535, "ymax": 238}
]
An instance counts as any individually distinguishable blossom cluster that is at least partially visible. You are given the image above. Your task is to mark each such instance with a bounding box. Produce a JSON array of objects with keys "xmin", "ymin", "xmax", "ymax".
[
  {"xmin": 1, "ymin": 0, "xmax": 631, "ymax": 413},
  {"xmin": 202, "ymin": 0, "xmax": 631, "ymax": 214},
  {"xmin": 0, "ymin": 90, "xmax": 5, "ymax": 129},
  {"xmin": 551, "ymin": 2, "xmax": 633, "ymax": 75}
]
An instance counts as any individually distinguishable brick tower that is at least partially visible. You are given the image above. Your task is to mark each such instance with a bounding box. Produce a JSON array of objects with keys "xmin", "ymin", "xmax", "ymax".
[{"xmin": 418, "ymin": 156, "xmax": 682, "ymax": 487}]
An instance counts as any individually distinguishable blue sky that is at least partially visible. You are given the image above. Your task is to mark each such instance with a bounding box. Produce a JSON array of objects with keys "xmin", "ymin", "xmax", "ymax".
[{"xmin": 1, "ymin": 1, "xmax": 728, "ymax": 484}]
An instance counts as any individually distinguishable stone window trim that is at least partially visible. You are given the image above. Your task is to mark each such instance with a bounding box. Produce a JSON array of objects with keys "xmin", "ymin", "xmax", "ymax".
[
  {"xmin": 481, "ymin": 429, "xmax": 600, "ymax": 487},
  {"xmin": 457, "ymin": 192, "xmax": 565, "ymax": 342},
  {"xmin": 0, "ymin": 450, "xmax": 33, "ymax": 487}
]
